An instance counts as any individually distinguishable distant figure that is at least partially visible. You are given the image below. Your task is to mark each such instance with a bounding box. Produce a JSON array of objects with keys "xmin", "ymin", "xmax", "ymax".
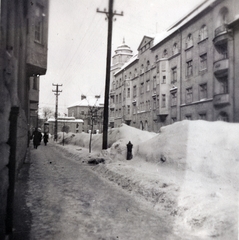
[
  {"xmin": 43, "ymin": 133, "xmax": 49, "ymax": 146},
  {"xmin": 32, "ymin": 128, "xmax": 42, "ymax": 149}
]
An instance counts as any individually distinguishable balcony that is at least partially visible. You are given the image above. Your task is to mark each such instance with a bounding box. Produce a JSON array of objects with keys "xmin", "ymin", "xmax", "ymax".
[
  {"xmin": 213, "ymin": 58, "xmax": 229, "ymax": 77},
  {"xmin": 124, "ymin": 114, "xmax": 131, "ymax": 121},
  {"xmin": 213, "ymin": 24, "xmax": 229, "ymax": 46},
  {"xmin": 110, "ymin": 103, "xmax": 115, "ymax": 110},
  {"xmin": 109, "ymin": 117, "xmax": 115, "ymax": 123},
  {"xmin": 213, "ymin": 93, "xmax": 230, "ymax": 107}
]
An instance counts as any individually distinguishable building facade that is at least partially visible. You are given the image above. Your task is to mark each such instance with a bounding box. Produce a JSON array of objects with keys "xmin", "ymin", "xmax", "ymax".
[
  {"xmin": 67, "ymin": 96, "xmax": 104, "ymax": 133},
  {"xmin": 48, "ymin": 117, "xmax": 84, "ymax": 135},
  {"xmin": 109, "ymin": 0, "xmax": 239, "ymax": 132},
  {"xmin": 0, "ymin": 0, "xmax": 49, "ymax": 237}
]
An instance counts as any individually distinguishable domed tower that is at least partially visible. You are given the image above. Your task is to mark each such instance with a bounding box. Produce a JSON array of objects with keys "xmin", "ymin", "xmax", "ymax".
[{"xmin": 111, "ymin": 39, "xmax": 133, "ymax": 77}]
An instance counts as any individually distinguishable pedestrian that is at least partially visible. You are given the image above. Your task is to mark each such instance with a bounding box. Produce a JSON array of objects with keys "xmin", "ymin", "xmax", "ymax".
[
  {"xmin": 32, "ymin": 128, "xmax": 41, "ymax": 149},
  {"xmin": 43, "ymin": 132, "xmax": 49, "ymax": 146}
]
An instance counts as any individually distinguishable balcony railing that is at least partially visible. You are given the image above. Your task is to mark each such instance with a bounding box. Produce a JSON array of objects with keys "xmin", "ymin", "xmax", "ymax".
[
  {"xmin": 215, "ymin": 24, "xmax": 228, "ymax": 37},
  {"xmin": 213, "ymin": 93, "xmax": 230, "ymax": 106},
  {"xmin": 213, "ymin": 24, "xmax": 229, "ymax": 46},
  {"xmin": 213, "ymin": 58, "xmax": 229, "ymax": 77}
]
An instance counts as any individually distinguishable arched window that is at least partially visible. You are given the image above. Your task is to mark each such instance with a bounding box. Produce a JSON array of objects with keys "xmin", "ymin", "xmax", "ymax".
[
  {"xmin": 146, "ymin": 60, "xmax": 150, "ymax": 71},
  {"xmin": 155, "ymin": 55, "xmax": 158, "ymax": 62},
  {"xmin": 199, "ymin": 25, "xmax": 208, "ymax": 41},
  {"xmin": 172, "ymin": 43, "xmax": 179, "ymax": 55},
  {"xmin": 141, "ymin": 64, "xmax": 144, "ymax": 74},
  {"xmin": 186, "ymin": 33, "xmax": 193, "ymax": 48},
  {"xmin": 134, "ymin": 68, "xmax": 137, "ymax": 77},
  {"xmin": 163, "ymin": 49, "xmax": 168, "ymax": 58},
  {"xmin": 219, "ymin": 7, "xmax": 228, "ymax": 25}
]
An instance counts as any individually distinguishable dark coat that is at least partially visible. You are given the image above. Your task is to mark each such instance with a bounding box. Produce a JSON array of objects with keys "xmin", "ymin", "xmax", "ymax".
[{"xmin": 33, "ymin": 130, "xmax": 42, "ymax": 146}]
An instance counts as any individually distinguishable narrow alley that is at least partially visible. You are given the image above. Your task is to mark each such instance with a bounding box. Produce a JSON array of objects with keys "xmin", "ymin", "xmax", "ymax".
[{"xmin": 12, "ymin": 141, "xmax": 180, "ymax": 240}]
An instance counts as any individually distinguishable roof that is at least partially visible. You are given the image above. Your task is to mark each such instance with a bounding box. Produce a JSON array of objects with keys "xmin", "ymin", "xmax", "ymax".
[
  {"xmin": 48, "ymin": 118, "xmax": 84, "ymax": 123},
  {"xmin": 151, "ymin": 0, "xmax": 218, "ymax": 48},
  {"xmin": 114, "ymin": 54, "xmax": 139, "ymax": 76},
  {"xmin": 68, "ymin": 97, "xmax": 104, "ymax": 108}
]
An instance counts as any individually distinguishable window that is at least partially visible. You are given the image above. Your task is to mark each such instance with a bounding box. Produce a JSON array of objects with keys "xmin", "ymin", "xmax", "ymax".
[
  {"xmin": 161, "ymin": 94, "xmax": 166, "ymax": 108},
  {"xmin": 220, "ymin": 78, "xmax": 228, "ymax": 94},
  {"xmin": 171, "ymin": 91, "xmax": 177, "ymax": 106},
  {"xmin": 186, "ymin": 87, "xmax": 193, "ymax": 103},
  {"xmin": 146, "ymin": 81, "xmax": 150, "ymax": 91},
  {"xmin": 127, "ymin": 105, "xmax": 130, "ymax": 114},
  {"xmin": 199, "ymin": 113, "xmax": 207, "ymax": 120},
  {"xmin": 153, "ymin": 76, "xmax": 157, "ymax": 89},
  {"xmin": 186, "ymin": 60, "xmax": 193, "ymax": 77},
  {"xmin": 185, "ymin": 115, "xmax": 192, "ymax": 120},
  {"xmin": 153, "ymin": 99, "xmax": 156, "ymax": 110},
  {"xmin": 199, "ymin": 84, "xmax": 207, "ymax": 100},
  {"xmin": 217, "ymin": 111, "xmax": 229, "ymax": 122},
  {"xmin": 134, "ymin": 68, "xmax": 138, "ymax": 77},
  {"xmin": 81, "ymin": 111, "xmax": 84, "ymax": 115},
  {"xmin": 200, "ymin": 54, "xmax": 207, "ymax": 70},
  {"xmin": 33, "ymin": 76, "xmax": 38, "ymax": 90},
  {"xmin": 116, "ymin": 95, "xmax": 118, "ymax": 103},
  {"xmin": 119, "ymin": 93, "xmax": 121, "ymax": 103},
  {"xmin": 155, "ymin": 55, "xmax": 158, "ymax": 62},
  {"xmin": 172, "ymin": 43, "xmax": 179, "ymax": 55},
  {"xmin": 162, "ymin": 75, "xmax": 166, "ymax": 84},
  {"xmin": 133, "ymin": 85, "xmax": 137, "ymax": 97},
  {"xmin": 171, "ymin": 117, "xmax": 177, "ymax": 123},
  {"xmin": 186, "ymin": 34, "xmax": 193, "ymax": 48},
  {"xmin": 35, "ymin": 4, "xmax": 44, "ymax": 43},
  {"xmin": 141, "ymin": 64, "xmax": 144, "ymax": 74},
  {"xmin": 199, "ymin": 25, "xmax": 208, "ymax": 41},
  {"xmin": 146, "ymin": 60, "xmax": 150, "ymax": 71},
  {"xmin": 163, "ymin": 49, "xmax": 168, "ymax": 58},
  {"xmin": 172, "ymin": 67, "xmax": 177, "ymax": 83},
  {"xmin": 127, "ymin": 88, "xmax": 130, "ymax": 98},
  {"xmin": 141, "ymin": 83, "xmax": 144, "ymax": 94}
]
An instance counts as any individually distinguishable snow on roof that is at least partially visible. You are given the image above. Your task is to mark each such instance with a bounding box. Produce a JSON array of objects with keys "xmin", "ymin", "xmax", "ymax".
[
  {"xmin": 152, "ymin": 0, "xmax": 217, "ymax": 48},
  {"xmin": 68, "ymin": 97, "xmax": 104, "ymax": 108},
  {"xmin": 114, "ymin": 54, "xmax": 139, "ymax": 76},
  {"xmin": 48, "ymin": 117, "xmax": 83, "ymax": 122}
]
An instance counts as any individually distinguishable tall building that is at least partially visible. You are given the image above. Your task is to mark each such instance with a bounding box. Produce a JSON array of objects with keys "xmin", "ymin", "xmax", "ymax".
[
  {"xmin": 0, "ymin": 0, "xmax": 49, "ymax": 237},
  {"xmin": 109, "ymin": 0, "xmax": 239, "ymax": 132}
]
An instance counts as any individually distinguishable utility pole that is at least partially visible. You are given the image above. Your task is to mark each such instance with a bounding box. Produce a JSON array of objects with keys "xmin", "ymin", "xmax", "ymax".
[
  {"xmin": 97, "ymin": 0, "xmax": 123, "ymax": 150},
  {"xmin": 52, "ymin": 84, "xmax": 62, "ymax": 141}
]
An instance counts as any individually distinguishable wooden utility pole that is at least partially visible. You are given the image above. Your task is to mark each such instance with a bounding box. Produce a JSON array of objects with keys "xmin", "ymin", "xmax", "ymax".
[
  {"xmin": 52, "ymin": 84, "xmax": 62, "ymax": 141},
  {"xmin": 97, "ymin": 0, "xmax": 123, "ymax": 150}
]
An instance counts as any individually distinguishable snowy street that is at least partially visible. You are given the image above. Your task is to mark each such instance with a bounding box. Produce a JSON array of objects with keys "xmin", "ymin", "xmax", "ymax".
[{"xmin": 12, "ymin": 141, "xmax": 183, "ymax": 240}]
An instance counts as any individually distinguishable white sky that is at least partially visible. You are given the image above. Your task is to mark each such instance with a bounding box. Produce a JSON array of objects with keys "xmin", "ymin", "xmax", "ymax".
[{"xmin": 39, "ymin": 0, "xmax": 204, "ymax": 114}]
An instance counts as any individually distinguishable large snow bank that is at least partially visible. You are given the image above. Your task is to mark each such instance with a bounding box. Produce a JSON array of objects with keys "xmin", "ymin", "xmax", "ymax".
[{"xmin": 57, "ymin": 120, "xmax": 239, "ymax": 239}]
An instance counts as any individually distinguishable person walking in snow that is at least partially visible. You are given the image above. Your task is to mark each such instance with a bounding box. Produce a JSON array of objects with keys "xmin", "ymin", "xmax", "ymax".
[
  {"xmin": 32, "ymin": 128, "xmax": 42, "ymax": 149},
  {"xmin": 43, "ymin": 132, "xmax": 49, "ymax": 146}
]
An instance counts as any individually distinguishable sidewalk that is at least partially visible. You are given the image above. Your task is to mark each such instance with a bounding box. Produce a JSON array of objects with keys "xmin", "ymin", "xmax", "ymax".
[{"xmin": 11, "ymin": 150, "xmax": 32, "ymax": 240}]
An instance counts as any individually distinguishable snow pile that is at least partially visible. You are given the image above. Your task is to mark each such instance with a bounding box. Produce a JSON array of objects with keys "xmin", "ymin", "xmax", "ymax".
[
  {"xmin": 56, "ymin": 120, "xmax": 239, "ymax": 239},
  {"xmin": 135, "ymin": 120, "xmax": 239, "ymax": 238}
]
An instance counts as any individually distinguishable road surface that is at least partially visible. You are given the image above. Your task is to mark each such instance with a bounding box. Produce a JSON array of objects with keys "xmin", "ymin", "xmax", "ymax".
[{"xmin": 13, "ymin": 141, "xmax": 181, "ymax": 240}]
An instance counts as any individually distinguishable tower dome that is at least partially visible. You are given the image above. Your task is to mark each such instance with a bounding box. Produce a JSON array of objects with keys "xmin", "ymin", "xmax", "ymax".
[{"xmin": 112, "ymin": 38, "xmax": 133, "ymax": 67}]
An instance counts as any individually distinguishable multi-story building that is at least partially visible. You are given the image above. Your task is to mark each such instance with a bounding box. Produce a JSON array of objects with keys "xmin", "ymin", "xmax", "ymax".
[
  {"xmin": 109, "ymin": 0, "xmax": 239, "ymax": 132},
  {"xmin": 0, "ymin": 0, "xmax": 49, "ymax": 237},
  {"xmin": 68, "ymin": 96, "xmax": 104, "ymax": 133}
]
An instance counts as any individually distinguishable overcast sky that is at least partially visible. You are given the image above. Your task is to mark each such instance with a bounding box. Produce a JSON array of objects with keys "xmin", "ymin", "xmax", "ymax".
[{"xmin": 39, "ymin": 0, "xmax": 204, "ymax": 114}]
